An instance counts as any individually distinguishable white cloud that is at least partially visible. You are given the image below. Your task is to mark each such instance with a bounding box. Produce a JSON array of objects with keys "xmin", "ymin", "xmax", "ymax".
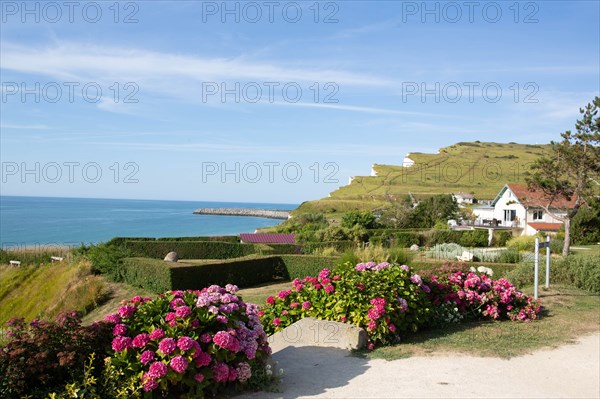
[{"xmin": 0, "ymin": 41, "xmax": 391, "ymax": 87}]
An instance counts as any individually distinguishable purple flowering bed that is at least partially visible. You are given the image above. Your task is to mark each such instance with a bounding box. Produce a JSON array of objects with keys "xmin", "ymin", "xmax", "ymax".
[{"xmin": 105, "ymin": 285, "xmax": 272, "ymax": 397}]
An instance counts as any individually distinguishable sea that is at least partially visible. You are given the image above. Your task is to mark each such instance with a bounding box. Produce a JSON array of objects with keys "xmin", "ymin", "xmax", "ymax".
[{"xmin": 0, "ymin": 196, "xmax": 297, "ymax": 248}]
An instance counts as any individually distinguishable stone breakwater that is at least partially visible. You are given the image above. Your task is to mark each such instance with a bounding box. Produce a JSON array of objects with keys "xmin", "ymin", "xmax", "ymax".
[{"xmin": 193, "ymin": 208, "xmax": 290, "ymax": 220}]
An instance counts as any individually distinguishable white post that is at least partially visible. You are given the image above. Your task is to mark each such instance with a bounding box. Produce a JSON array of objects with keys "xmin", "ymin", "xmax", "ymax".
[
  {"xmin": 534, "ymin": 237, "xmax": 539, "ymax": 299},
  {"xmin": 545, "ymin": 235, "xmax": 551, "ymax": 289}
]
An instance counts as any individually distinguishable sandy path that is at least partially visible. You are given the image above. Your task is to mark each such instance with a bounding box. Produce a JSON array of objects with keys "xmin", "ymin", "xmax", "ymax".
[{"xmin": 238, "ymin": 333, "xmax": 600, "ymax": 398}]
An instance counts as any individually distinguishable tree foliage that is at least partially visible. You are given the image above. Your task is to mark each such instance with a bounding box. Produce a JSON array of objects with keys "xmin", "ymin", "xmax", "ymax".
[
  {"xmin": 526, "ymin": 97, "xmax": 600, "ymax": 256},
  {"xmin": 409, "ymin": 194, "xmax": 459, "ymax": 228}
]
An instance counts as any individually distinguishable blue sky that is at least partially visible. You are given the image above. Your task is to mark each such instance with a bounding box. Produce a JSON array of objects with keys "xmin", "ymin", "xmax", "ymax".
[{"xmin": 1, "ymin": 0, "xmax": 598, "ymax": 203}]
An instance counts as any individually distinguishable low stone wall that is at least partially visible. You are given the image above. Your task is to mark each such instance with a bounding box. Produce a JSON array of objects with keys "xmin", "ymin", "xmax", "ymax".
[
  {"xmin": 193, "ymin": 208, "xmax": 290, "ymax": 220},
  {"xmin": 267, "ymin": 317, "xmax": 367, "ymax": 352}
]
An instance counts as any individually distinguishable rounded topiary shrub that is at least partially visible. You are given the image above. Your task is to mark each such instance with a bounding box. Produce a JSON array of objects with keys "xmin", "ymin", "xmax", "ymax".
[
  {"xmin": 103, "ymin": 286, "xmax": 272, "ymax": 397},
  {"xmin": 260, "ymin": 263, "xmax": 432, "ymax": 348}
]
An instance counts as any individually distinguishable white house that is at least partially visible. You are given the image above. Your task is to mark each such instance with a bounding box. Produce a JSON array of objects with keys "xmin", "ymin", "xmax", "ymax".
[
  {"xmin": 473, "ymin": 183, "xmax": 575, "ymax": 236},
  {"xmin": 453, "ymin": 192, "xmax": 476, "ymax": 205}
]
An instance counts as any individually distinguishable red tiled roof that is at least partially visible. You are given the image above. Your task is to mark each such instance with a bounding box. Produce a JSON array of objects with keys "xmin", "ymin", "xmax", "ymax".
[
  {"xmin": 239, "ymin": 233, "xmax": 296, "ymax": 244},
  {"xmin": 507, "ymin": 184, "xmax": 578, "ymax": 209},
  {"xmin": 527, "ymin": 223, "xmax": 562, "ymax": 232}
]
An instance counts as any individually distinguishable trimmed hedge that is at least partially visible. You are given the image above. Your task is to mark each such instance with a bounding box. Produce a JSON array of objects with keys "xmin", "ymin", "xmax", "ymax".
[
  {"xmin": 121, "ymin": 257, "xmax": 173, "ymax": 293},
  {"xmin": 124, "ymin": 241, "xmax": 256, "ymax": 260},
  {"xmin": 302, "ymin": 241, "xmax": 356, "ymax": 253},
  {"xmin": 118, "ymin": 254, "xmax": 340, "ymax": 293},
  {"xmin": 170, "ymin": 257, "xmax": 279, "ymax": 291},
  {"xmin": 106, "ymin": 236, "xmax": 239, "ymax": 246},
  {"xmin": 275, "ymin": 255, "xmax": 339, "ymax": 280}
]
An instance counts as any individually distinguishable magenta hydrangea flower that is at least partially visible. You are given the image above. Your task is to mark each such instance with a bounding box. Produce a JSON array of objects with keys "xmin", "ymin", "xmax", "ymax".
[
  {"xmin": 216, "ymin": 315, "xmax": 228, "ymax": 323},
  {"xmin": 266, "ymin": 296, "xmax": 275, "ymax": 305},
  {"xmin": 112, "ymin": 323, "xmax": 127, "ymax": 336},
  {"xmin": 325, "ymin": 285, "xmax": 335, "ymax": 294},
  {"xmin": 158, "ymin": 337, "xmax": 177, "ymax": 355},
  {"xmin": 302, "ymin": 301, "xmax": 311, "ymax": 310},
  {"xmin": 170, "ymin": 298, "xmax": 185, "ymax": 308},
  {"xmin": 142, "ymin": 375, "xmax": 159, "ymax": 391},
  {"xmin": 175, "ymin": 305, "xmax": 191, "ymax": 318},
  {"xmin": 170, "ymin": 355, "xmax": 189, "ymax": 373},
  {"xmin": 228, "ymin": 366, "xmax": 238, "ymax": 382},
  {"xmin": 165, "ymin": 312, "xmax": 176, "ymax": 322},
  {"xmin": 277, "ymin": 290, "xmax": 292, "ymax": 299},
  {"xmin": 290, "ymin": 302, "xmax": 299, "ymax": 308},
  {"xmin": 199, "ymin": 332, "xmax": 212, "ymax": 343},
  {"xmin": 148, "ymin": 361, "xmax": 168, "ymax": 379},
  {"xmin": 177, "ymin": 336, "xmax": 195, "ymax": 351},
  {"xmin": 118, "ymin": 305, "xmax": 136, "ymax": 318},
  {"xmin": 318, "ymin": 268, "xmax": 331, "ymax": 280},
  {"xmin": 104, "ymin": 313, "xmax": 121, "ymax": 324},
  {"xmin": 400, "ymin": 264, "xmax": 410, "ymax": 272},
  {"xmin": 194, "ymin": 373, "xmax": 205, "ymax": 382},
  {"xmin": 212, "ymin": 362, "xmax": 229, "ymax": 383},
  {"xmin": 149, "ymin": 328, "xmax": 165, "ymax": 340},
  {"xmin": 273, "ymin": 318, "xmax": 281, "ymax": 326},
  {"xmin": 111, "ymin": 336, "xmax": 132, "ymax": 353},
  {"xmin": 194, "ymin": 351, "xmax": 212, "ymax": 367},
  {"xmin": 140, "ymin": 350, "xmax": 155, "ymax": 365},
  {"xmin": 213, "ymin": 331, "xmax": 241, "ymax": 352},
  {"xmin": 132, "ymin": 333, "xmax": 150, "ymax": 349}
]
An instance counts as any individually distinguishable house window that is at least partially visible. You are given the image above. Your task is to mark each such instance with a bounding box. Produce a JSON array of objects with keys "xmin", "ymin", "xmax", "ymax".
[
  {"xmin": 533, "ymin": 210, "xmax": 544, "ymax": 221},
  {"xmin": 504, "ymin": 210, "xmax": 516, "ymax": 223}
]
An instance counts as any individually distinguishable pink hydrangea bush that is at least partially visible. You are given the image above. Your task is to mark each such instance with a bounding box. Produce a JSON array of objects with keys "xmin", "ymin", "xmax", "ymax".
[
  {"xmin": 104, "ymin": 286, "xmax": 271, "ymax": 397},
  {"xmin": 425, "ymin": 270, "xmax": 541, "ymax": 322},
  {"xmin": 260, "ymin": 263, "xmax": 432, "ymax": 347}
]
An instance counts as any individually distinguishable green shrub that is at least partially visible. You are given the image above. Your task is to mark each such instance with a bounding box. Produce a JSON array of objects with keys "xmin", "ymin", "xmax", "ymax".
[
  {"xmin": 124, "ymin": 241, "xmax": 256, "ymax": 260},
  {"xmin": 506, "ymin": 236, "xmax": 536, "ymax": 252},
  {"xmin": 335, "ymin": 250, "xmax": 360, "ymax": 270},
  {"xmin": 458, "ymin": 230, "xmax": 489, "ymax": 247},
  {"xmin": 0, "ymin": 312, "xmax": 112, "ymax": 399},
  {"xmin": 387, "ymin": 247, "xmax": 414, "ymax": 265},
  {"xmin": 302, "ymin": 241, "xmax": 355, "ymax": 254},
  {"xmin": 261, "ymin": 264, "xmax": 432, "ymax": 347},
  {"xmin": 88, "ymin": 244, "xmax": 135, "ymax": 281},
  {"xmin": 497, "ymin": 250, "xmax": 521, "ymax": 264},
  {"xmin": 507, "ymin": 253, "xmax": 599, "ymax": 293},
  {"xmin": 553, "ymin": 254, "xmax": 600, "ymax": 293},
  {"xmin": 492, "ymin": 231, "xmax": 513, "ymax": 247}
]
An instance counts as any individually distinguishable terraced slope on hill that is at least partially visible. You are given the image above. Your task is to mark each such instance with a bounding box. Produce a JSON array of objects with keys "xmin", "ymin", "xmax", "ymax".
[{"xmin": 294, "ymin": 142, "xmax": 550, "ymax": 216}]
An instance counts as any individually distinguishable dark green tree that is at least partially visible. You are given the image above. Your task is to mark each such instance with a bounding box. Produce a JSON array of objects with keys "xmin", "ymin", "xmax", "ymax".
[
  {"xmin": 341, "ymin": 210, "xmax": 378, "ymax": 229},
  {"xmin": 526, "ymin": 97, "xmax": 600, "ymax": 256},
  {"xmin": 409, "ymin": 194, "xmax": 459, "ymax": 228}
]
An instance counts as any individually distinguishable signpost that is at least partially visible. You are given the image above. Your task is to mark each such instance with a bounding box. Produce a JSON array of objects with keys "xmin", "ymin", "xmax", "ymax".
[{"xmin": 534, "ymin": 235, "xmax": 551, "ymax": 299}]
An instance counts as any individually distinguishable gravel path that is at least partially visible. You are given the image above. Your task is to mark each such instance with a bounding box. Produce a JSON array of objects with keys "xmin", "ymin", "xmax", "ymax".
[{"xmin": 238, "ymin": 333, "xmax": 600, "ymax": 398}]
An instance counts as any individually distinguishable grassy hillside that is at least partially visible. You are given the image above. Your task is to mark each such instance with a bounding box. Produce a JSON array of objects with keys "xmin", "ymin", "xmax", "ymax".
[
  {"xmin": 293, "ymin": 142, "xmax": 549, "ymax": 217},
  {"xmin": 0, "ymin": 261, "xmax": 108, "ymax": 326}
]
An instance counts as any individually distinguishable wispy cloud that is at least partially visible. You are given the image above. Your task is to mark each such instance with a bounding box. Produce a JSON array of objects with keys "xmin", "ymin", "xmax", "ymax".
[
  {"xmin": 1, "ymin": 41, "xmax": 391, "ymax": 87},
  {"xmin": 0, "ymin": 124, "xmax": 49, "ymax": 130}
]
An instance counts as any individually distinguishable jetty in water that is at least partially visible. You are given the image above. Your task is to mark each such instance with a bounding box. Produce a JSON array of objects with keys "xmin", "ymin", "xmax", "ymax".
[{"xmin": 193, "ymin": 208, "xmax": 290, "ymax": 220}]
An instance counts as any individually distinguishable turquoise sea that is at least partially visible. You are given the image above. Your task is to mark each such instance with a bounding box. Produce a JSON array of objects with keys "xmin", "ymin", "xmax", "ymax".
[{"xmin": 0, "ymin": 196, "xmax": 296, "ymax": 248}]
